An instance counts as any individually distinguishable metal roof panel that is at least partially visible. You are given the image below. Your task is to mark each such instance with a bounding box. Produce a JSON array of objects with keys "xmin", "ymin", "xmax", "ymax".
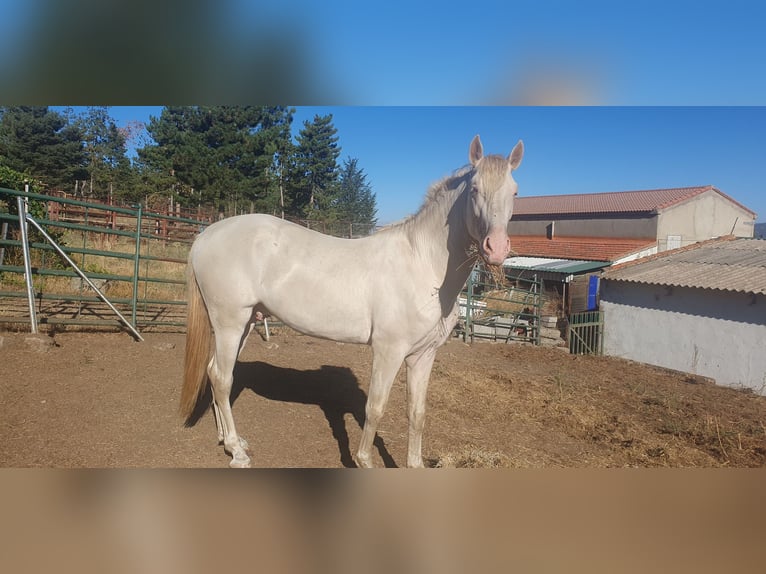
[{"xmin": 602, "ymin": 237, "xmax": 766, "ymax": 295}]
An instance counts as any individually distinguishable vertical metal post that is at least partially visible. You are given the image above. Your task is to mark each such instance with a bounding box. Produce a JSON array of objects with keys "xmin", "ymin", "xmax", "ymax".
[
  {"xmin": 464, "ymin": 264, "xmax": 475, "ymax": 343},
  {"xmin": 0, "ymin": 221, "xmax": 8, "ymax": 266},
  {"xmin": 131, "ymin": 204, "xmax": 142, "ymax": 328},
  {"xmin": 17, "ymin": 192, "xmax": 38, "ymax": 333},
  {"xmin": 534, "ymin": 274, "xmax": 541, "ymax": 346}
]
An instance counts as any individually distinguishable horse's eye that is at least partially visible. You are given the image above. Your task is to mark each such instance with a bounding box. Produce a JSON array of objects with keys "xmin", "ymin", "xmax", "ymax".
[{"xmin": 471, "ymin": 185, "xmax": 479, "ymax": 195}]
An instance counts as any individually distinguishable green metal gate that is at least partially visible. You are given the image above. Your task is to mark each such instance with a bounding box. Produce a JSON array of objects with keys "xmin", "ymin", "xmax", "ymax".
[
  {"xmin": 457, "ymin": 263, "xmax": 542, "ymax": 344},
  {"xmin": 0, "ymin": 187, "xmax": 211, "ymax": 335},
  {"xmin": 568, "ymin": 310, "xmax": 604, "ymax": 355}
]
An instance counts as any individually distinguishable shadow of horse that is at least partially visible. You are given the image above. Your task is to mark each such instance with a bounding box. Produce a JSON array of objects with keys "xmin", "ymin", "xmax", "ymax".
[{"xmin": 215, "ymin": 361, "xmax": 397, "ymax": 468}]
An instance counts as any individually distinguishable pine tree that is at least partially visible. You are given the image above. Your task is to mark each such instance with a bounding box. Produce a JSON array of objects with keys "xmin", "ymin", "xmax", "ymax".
[
  {"xmin": 136, "ymin": 106, "xmax": 203, "ymax": 208},
  {"xmin": 137, "ymin": 106, "xmax": 293, "ymax": 215},
  {"xmin": 336, "ymin": 157, "xmax": 378, "ymax": 230},
  {"xmin": 286, "ymin": 114, "xmax": 340, "ymax": 218},
  {"xmin": 0, "ymin": 106, "xmax": 87, "ymax": 190},
  {"xmin": 74, "ymin": 106, "xmax": 133, "ymax": 201}
]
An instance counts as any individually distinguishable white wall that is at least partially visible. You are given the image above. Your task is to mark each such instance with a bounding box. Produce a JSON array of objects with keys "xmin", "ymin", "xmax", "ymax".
[
  {"xmin": 612, "ymin": 245, "xmax": 658, "ymax": 265},
  {"xmin": 600, "ymin": 281, "xmax": 766, "ymax": 394},
  {"xmin": 657, "ymin": 190, "xmax": 755, "ymax": 250}
]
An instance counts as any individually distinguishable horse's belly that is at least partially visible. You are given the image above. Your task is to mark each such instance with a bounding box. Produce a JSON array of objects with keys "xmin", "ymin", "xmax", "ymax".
[
  {"xmin": 271, "ymin": 304, "xmax": 372, "ymax": 344},
  {"xmin": 261, "ymin": 277, "xmax": 373, "ymax": 344}
]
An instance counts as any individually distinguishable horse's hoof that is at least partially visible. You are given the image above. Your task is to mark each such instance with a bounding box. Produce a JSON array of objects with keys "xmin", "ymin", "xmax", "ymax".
[
  {"xmin": 353, "ymin": 454, "xmax": 374, "ymax": 469},
  {"xmin": 229, "ymin": 454, "xmax": 251, "ymax": 468}
]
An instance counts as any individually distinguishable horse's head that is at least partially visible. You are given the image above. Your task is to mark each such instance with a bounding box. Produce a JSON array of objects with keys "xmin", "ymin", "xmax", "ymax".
[{"xmin": 464, "ymin": 135, "xmax": 524, "ymax": 266}]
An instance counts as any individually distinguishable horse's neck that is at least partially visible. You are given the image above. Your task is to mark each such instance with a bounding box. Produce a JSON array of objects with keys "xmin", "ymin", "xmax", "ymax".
[{"xmin": 405, "ymin": 184, "xmax": 476, "ymax": 313}]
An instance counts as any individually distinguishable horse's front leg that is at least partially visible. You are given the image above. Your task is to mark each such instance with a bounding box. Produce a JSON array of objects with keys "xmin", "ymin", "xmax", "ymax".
[
  {"xmin": 355, "ymin": 344, "xmax": 407, "ymax": 468},
  {"xmin": 404, "ymin": 347, "xmax": 437, "ymax": 468}
]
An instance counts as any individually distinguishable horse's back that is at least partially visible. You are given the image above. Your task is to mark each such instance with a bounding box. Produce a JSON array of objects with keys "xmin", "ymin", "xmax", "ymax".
[{"xmin": 189, "ymin": 214, "xmax": 388, "ymax": 343}]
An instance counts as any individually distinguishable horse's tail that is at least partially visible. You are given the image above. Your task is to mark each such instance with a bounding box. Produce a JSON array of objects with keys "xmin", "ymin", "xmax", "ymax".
[{"xmin": 180, "ymin": 264, "xmax": 213, "ymax": 423}]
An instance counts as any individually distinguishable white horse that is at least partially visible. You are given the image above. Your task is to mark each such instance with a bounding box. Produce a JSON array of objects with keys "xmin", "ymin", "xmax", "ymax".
[{"xmin": 181, "ymin": 135, "xmax": 524, "ymax": 468}]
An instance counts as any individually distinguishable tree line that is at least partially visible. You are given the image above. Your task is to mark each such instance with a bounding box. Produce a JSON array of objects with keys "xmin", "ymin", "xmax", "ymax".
[{"xmin": 0, "ymin": 106, "xmax": 378, "ymax": 229}]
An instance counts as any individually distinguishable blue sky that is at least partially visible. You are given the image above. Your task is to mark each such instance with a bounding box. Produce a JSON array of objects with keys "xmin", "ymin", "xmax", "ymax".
[
  {"xmin": 3, "ymin": 2, "xmax": 766, "ymax": 105},
  {"xmin": 99, "ymin": 106, "xmax": 765, "ymax": 225},
  {"xmin": 33, "ymin": 1, "xmax": 765, "ymax": 224},
  {"xmin": 221, "ymin": 1, "xmax": 766, "ymax": 105}
]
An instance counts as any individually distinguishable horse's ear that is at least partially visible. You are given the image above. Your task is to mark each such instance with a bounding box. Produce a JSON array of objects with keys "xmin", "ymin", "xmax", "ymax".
[
  {"xmin": 508, "ymin": 139, "xmax": 524, "ymax": 170},
  {"xmin": 469, "ymin": 135, "xmax": 483, "ymax": 166}
]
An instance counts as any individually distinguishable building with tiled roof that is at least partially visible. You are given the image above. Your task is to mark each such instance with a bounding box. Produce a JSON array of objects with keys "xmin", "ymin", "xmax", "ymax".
[
  {"xmin": 599, "ymin": 237, "xmax": 766, "ymax": 395},
  {"xmin": 503, "ymin": 185, "xmax": 757, "ymax": 316},
  {"xmin": 509, "ymin": 185, "xmax": 756, "ymax": 260},
  {"xmin": 513, "ymin": 185, "xmax": 755, "ymax": 218}
]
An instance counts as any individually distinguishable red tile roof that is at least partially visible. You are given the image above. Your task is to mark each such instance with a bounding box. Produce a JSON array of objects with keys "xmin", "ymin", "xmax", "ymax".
[
  {"xmin": 513, "ymin": 186, "xmax": 756, "ymax": 217},
  {"xmin": 510, "ymin": 235, "xmax": 657, "ymax": 262}
]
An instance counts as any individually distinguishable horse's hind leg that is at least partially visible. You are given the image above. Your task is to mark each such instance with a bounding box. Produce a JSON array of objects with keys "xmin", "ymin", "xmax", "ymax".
[
  {"xmin": 208, "ymin": 322, "xmax": 252, "ymax": 468},
  {"xmin": 212, "ymin": 319, "xmax": 257, "ymax": 444}
]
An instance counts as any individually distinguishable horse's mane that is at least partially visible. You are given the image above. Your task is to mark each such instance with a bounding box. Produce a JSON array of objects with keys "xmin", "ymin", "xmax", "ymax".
[
  {"xmin": 378, "ymin": 165, "xmax": 473, "ymax": 234},
  {"xmin": 424, "ymin": 165, "xmax": 473, "ymax": 205}
]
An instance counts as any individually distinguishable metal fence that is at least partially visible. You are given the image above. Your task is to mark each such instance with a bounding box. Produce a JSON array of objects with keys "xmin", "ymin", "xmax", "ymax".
[
  {"xmin": 568, "ymin": 310, "xmax": 604, "ymax": 355},
  {"xmin": 0, "ymin": 187, "xmax": 206, "ymax": 336},
  {"xmin": 457, "ymin": 263, "xmax": 542, "ymax": 344}
]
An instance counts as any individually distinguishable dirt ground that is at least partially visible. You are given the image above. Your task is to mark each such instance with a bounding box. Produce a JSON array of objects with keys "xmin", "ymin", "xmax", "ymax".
[{"xmin": 1, "ymin": 327, "xmax": 764, "ymax": 468}]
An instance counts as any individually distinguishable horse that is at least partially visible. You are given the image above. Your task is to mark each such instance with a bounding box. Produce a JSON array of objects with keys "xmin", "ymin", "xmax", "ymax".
[{"xmin": 180, "ymin": 134, "xmax": 524, "ymax": 468}]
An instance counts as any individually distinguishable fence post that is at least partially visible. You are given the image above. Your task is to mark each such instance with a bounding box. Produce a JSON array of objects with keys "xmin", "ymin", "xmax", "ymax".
[
  {"xmin": 464, "ymin": 265, "xmax": 475, "ymax": 343},
  {"xmin": 17, "ymin": 192, "xmax": 38, "ymax": 334},
  {"xmin": 0, "ymin": 221, "xmax": 7, "ymax": 267},
  {"xmin": 534, "ymin": 274, "xmax": 542, "ymax": 346},
  {"xmin": 131, "ymin": 204, "xmax": 142, "ymax": 328}
]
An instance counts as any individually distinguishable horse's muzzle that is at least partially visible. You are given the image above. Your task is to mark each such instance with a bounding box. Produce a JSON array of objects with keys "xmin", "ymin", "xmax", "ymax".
[{"xmin": 480, "ymin": 232, "xmax": 511, "ymax": 266}]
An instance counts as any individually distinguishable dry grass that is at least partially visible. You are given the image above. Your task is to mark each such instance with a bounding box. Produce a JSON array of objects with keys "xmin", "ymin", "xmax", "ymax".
[
  {"xmin": 431, "ymin": 447, "xmax": 513, "ymax": 468},
  {"xmin": 424, "ymin": 342, "xmax": 766, "ymax": 468}
]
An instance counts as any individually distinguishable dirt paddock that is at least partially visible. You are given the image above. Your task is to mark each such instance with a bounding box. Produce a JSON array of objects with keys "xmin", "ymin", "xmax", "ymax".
[{"xmin": 1, "ymin": 327, "xmax": 764, "ymax": 468}]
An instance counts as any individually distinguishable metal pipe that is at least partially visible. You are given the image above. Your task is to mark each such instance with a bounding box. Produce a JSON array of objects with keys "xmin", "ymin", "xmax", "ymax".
[
  {"xmin": 465, "ymin": 264, "xmax": 475, "ymax": 343},
  {"xmin": 131, "ymin": 204, "xmax": 142, "ymax": 329},
  {"xmin": 24, "ymin": 213, "xmax": 143, "ymax": 342},
  {"xmin": 0, "ymin": 221, "xmax": 8, "ymax": 266},
  {"xmin": 16, "ymin": 194, "xmax": 38, "ymax": 334}
]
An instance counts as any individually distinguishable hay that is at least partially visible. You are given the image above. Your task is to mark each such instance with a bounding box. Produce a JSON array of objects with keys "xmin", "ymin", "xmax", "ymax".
[
  {"xmin": 479, "ymin": 289, "xmax": 530, "ymax": 315},
  {"xmin": 432, "ymin": 447, "xmax": 513, "ymax": 468}
]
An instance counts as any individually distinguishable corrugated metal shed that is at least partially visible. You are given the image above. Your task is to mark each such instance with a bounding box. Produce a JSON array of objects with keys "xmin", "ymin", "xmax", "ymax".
[
  {"xmin": 601, "ymin": 236, "xmax": 766, "ymax": 295},
  {"xmin": 504, "ymin": 256, "xmax": 611, "ymax": 282}
]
